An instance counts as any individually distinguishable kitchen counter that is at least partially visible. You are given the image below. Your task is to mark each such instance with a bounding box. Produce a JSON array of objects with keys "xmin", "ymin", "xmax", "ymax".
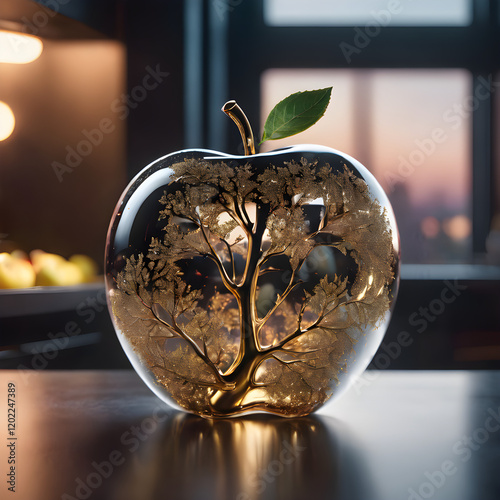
[{"xmin": 1, "ymin": 369, "xmax": 499, "ymax": 500}]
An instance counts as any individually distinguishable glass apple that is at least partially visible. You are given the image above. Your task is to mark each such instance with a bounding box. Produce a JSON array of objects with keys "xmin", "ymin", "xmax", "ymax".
[{"xmin": 105, "ymin": 99, "xmax": 399, "ymax": 418}]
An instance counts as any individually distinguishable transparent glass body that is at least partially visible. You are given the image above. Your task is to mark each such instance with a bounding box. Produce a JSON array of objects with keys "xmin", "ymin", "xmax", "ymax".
[{"xmin": 105, "ymin": 145, "xmax": 400, "ymax": 418}]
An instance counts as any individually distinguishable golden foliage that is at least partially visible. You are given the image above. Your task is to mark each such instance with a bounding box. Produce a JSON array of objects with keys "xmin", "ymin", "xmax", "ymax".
[{"xmin": 111, "ymin": 156, "xmax": 396, "ymax": 417}]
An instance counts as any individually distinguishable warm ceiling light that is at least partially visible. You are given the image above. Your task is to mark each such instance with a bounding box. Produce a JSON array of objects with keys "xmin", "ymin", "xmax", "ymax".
[
  {"xmin": 0, "ymin": 101, "xmax": 15, "ymax": 141},
  {"xmin": 0, "ymin": 30, "xmax": 43, "ymax": 64}
]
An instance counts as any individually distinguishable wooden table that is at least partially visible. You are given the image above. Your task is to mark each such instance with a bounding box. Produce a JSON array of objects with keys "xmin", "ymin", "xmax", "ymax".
[{"xmin": 1, "ymin": 369, "xmax": 499, "ymax": 500}]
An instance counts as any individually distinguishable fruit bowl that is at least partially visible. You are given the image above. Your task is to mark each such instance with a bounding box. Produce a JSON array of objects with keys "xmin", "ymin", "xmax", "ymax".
[{"xmin": 0, "ymin": 281, "xmax": 104, "ymax": 319}]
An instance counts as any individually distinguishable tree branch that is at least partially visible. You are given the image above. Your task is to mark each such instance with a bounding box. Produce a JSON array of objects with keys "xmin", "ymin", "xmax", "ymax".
[
  {"xmin": 225, "ymin": 208, "xmax": 251, "ymax": 239},
  {"xmin": 221, "ymin": 237, "xmax": 236, "ymax": 282},
  {"xmin": 258, "ymin": 245, "xmax": 291, "ymax": 269},
  {"xmin": 198, "ymin": 223, "xmax": 239, "ymax": 295},
  {"xmin": 266, "ymin": 327, "xmax": 303, "ymax": 353},
  {"xmin": 265, "ymin": 293, "xmax": 362, "ymax": 354},
  {"xmin": 233, "ymin": 195, "xmax": 252, "ymax": 231},
  {"xmin": 255, "ymin": 270, "xmax": 303, "ymax": 332},
  {"xmin": 149, "ymin": 302, "xmax": 234, "ymax": 389},
  {"xmin": 271, "ymin": 354, "xmax": 315, "ymax": 392},
  {"xmin": 151, "ymin": 364, "xmax": 233, "ymax": 391},
  {"xmin": 181, "ymin": 212, "xmax": 243, "ymax": 299},
  {"xmin": 280, "ymin": 347, "xmax": 321, "ymax": 356}
]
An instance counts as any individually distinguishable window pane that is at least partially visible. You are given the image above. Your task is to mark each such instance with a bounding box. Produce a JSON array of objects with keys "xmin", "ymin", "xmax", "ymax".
[
  {"xmin": 265, "ymin": 0, "xmax": 472, "ymax": 26},
  {"xmin": 490, "ymin": 72, "xmax": 500, "ymax": 264},
  {"xmin": 261, "ymin": 68, "xmax": 472, "ymax": 264}
]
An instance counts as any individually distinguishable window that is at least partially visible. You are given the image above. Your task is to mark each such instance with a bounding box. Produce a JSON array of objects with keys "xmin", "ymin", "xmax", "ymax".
[
  {"xmin": 202, "ymin": 0, "xmax": 499, "ymax": 269},
  {"xmin": 264, "ymin": 0, "xmax": 473, "ymax": 27},
  {"xmin": 260, "ymin": 69, "xmax": 472, "ymax": 263}
]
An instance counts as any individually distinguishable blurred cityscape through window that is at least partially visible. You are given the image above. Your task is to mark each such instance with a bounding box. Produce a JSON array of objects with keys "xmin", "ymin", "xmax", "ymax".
[{"xmin": 260, "ymin": 69, "xmax": 472, "ymax": 264}]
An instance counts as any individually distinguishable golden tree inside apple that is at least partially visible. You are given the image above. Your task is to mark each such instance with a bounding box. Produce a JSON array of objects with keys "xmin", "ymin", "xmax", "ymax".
[{"xmin": 107, "ymin": 91, "xmax": 398, "ymax": 417}]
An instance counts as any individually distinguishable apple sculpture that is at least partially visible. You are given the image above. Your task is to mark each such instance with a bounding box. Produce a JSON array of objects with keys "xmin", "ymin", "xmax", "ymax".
[{"xmin": 105, "ymin": 88, "xmax": 399, "ymax": 418}]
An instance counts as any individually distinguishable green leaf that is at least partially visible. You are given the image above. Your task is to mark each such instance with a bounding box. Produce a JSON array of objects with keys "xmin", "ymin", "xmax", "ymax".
[{"xmin": 261, "ymin": 87, "xmax": 332, "ymax": 144}]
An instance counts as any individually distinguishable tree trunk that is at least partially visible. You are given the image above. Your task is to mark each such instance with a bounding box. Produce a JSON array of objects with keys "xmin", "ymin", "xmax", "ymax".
[
  {"xmin": 209, "ymin": 204, "xmax": 270, "ymax": 415},
  {"xmin": 209, "ymin": 348, "xmax": 266, "ymax": 415}
]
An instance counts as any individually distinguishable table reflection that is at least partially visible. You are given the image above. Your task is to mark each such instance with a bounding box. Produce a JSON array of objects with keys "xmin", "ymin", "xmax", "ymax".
[
  {"xmin": 111, "ymin": 412, "xmax": 376, "ymax": 500},
  {"xmin": 5, "ymin": 370, "xmax": 498, "ymax": 500}
]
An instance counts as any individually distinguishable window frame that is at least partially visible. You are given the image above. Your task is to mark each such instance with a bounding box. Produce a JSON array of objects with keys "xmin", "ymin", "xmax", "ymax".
[{"xmin": 185, "ymin": 0, "xmax": 499, "ymax": 260}]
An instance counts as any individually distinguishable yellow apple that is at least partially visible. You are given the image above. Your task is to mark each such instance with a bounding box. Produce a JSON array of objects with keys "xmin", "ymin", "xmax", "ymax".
[
  {"xmin": 0, "ymin": 252, "xmax": 36, "ymax": 289},
  {"xmin": 31, "ymin": 250, "xmax": 85, "ymax": 286},
  {"xmin": 30, "ymin": 250, "xmax": 66, "ymax": 274},
  {"xmin": 35, "ymin": 260, "xmax": 85, "ymax": 286},
  {"xmin": 69, "ymin": 254, "xmax": 98, "ymax": 282},
  {"xmin": 10, "ymin": 249, "xmax": 29, "ymax": 261}
]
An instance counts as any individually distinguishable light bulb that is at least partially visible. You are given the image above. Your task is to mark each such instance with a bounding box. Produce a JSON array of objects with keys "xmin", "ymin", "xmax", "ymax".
[
  {"xmin": 0, "ymin": 101, "xmax": 15, "ymax": 141},
  {"xmin": 0, "ymin": 30, "xmax": 43, "ymax": 64}
]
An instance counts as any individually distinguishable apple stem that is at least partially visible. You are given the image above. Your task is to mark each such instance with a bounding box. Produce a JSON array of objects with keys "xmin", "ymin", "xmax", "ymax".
[{"xmin": 222, "ymin": 100, "xmax": 256, "ymax": 155}]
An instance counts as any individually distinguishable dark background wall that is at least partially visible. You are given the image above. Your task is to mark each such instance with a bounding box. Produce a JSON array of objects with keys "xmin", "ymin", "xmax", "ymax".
[{"xmin": 0, "ymin": 0, "xmax": 499, "ymax": 372}]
